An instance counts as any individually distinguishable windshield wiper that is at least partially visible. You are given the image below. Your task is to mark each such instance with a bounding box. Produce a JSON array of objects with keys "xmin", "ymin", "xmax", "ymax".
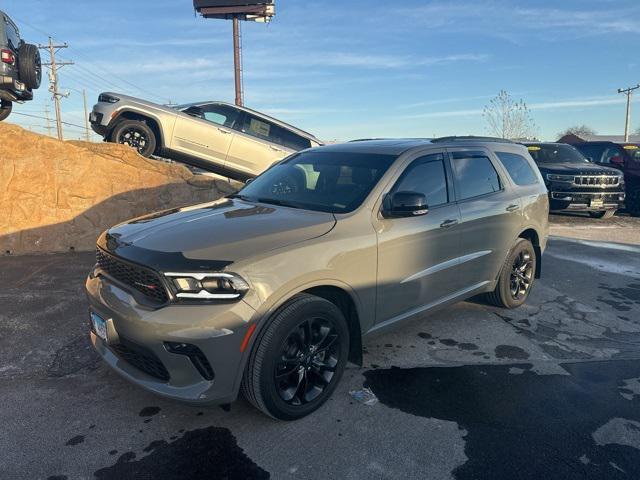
[
  {"xmin": 255, "ymin": 197, "xmax": 301, "ymax": 209},
  {"xmin": 227, "ymin": 193, "xmax": 252, "ymax": 201}
]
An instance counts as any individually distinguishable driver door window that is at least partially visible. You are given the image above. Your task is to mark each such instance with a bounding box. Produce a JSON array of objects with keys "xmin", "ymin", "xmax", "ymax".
[
  {"xmin": 392, "ymin": 153, "xmax": 449, "ymax": 207},
  {"xmin": 200, "ymin": 104, "xmax": 240, "ymax": 129}
]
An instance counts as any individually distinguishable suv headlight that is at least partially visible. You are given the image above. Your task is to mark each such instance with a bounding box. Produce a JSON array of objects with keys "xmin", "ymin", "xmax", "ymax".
[
  {"xmin": 164, "ymin": 272, "xmax": 249, "ymax": 300},
  {"xmin": 98, "ymin": 93, "xmax": 120, "ymax": 104},
  {"xmin": 546, "ymin": 174, "xmax": 574, "ymax": 182}
]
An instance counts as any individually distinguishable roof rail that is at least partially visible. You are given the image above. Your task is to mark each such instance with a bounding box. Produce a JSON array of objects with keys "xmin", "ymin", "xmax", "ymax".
[
  {"xmin": 348, "ymin": 138, "xmax": 389, "ymax": 142},
  {"xmin": 431, "ymin": 136, "xmax": 515, "ymax": 144}
]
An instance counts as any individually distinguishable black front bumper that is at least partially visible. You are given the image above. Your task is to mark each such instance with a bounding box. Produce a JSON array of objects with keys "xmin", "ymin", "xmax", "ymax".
[
  {"xmin": 549, "ymin": 191, "xmax": 625, "ymax": 212},
  {"xmin": 89, "ymin": 111, "xmax": 108, "ymax": 136}
]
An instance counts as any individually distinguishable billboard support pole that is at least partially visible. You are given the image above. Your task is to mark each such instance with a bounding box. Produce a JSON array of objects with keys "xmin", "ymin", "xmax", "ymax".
[{"xmin": 232, "ymin": 15, "xmax": 243, "ymax": 107}]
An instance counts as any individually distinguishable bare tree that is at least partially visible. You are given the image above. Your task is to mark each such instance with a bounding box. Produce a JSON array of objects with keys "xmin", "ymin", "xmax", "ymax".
[
  {"xmin": 483, "ymin": 90, "xmax": 536, "ymax": 140},
  {"xmin": 557, "ymin": 125, "xmax": 596, "ymax": 139}
]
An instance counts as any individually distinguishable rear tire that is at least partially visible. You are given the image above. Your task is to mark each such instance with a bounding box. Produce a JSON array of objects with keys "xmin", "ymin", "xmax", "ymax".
[
  {"xmin": 486, "ymin": 238, "xmax": 536, "ymax": 309},
  {"xmin": 110, "ymin": 120, "xmax": 156, "ymax": 157},
  {"xmin": 241, "ymin": 294, "xmax": 349, "ymax": 420},
  {"xmin": 0, "ymin": 99, "xmax": 12, "ymax": 121},
  {"xmin": 18, "ymin": 43, "xmax": 42, "ymax": 90},
  {"xmin": 589, "ymin": 210, "xmax": 615, "ymax": 219}
]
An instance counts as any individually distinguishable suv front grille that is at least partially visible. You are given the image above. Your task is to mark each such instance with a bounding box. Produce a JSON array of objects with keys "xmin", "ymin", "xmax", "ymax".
[
  {"xmin": 96, "ymin": 248, "xmax": 169, "ymax": 305},
  {"xmin": 574, "ymin": 175, "xmax": 619, "ymax": 186},
  {"xmin": 110, "ymin": 337, "xmax": 170, "ymax": 382}
]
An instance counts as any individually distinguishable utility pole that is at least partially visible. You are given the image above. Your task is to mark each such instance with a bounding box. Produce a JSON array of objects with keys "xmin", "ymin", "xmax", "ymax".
[
  {"xmin": 43, "ymin": 104, "xmax": 53, "ymax": 137},
  {"xmin": 232, "ymin": 15, "xmax": 243, "ymax": 106},
  {"xmin": 618, "ymin": 84, "xmax": 640, "ymax": 142},
  {"xmin": 82, "ymin": 89, "xmax": 90, "ymax": 142},
  {"xmin": 39, "ymin": 37, "xmax": 73, "ymax": 141}
]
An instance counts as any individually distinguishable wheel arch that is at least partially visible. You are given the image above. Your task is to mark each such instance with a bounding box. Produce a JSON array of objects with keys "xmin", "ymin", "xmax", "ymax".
[
  {"xmin": 518, "ymin": 227, "xmax": 542, "ymax": 278},
  {"xmin": 110, "ymin": 110, "xmax": 164, "ymax": 153}
]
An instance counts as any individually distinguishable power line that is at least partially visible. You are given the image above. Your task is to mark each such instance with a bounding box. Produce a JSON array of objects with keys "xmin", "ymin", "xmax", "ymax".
[
  {"xmin": 12, "ymin": 111, "xmax": 88, "ymax": 130},
  {"xmin": 14, "ymin": 16, "xmax": 169, "ymax": 103}
]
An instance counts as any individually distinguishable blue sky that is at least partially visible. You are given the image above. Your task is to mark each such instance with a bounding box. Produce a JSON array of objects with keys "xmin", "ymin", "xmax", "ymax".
[{"xmin": 3, "ymin": 0, "xmax": 640, "ymax": 141}]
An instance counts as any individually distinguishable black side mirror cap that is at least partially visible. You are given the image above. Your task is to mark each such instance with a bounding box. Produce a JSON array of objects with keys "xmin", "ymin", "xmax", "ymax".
[{"xmin": 383, "ymin": 191, "xmax": 429, "ymax": 218}]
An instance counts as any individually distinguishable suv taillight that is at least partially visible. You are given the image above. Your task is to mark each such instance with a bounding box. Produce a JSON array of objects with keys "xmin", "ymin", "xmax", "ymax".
[{"xmin": 1, "ymin": 49, "xmax": 15, "ymax": 65}]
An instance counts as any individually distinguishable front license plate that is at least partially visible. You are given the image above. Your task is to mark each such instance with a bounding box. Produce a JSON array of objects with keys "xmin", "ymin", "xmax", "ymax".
[
  {"xmin": 90, "ymin": 312, "xmax": 108, "ymax": 341},
  {"xmin": 90, "ymin": 112, "xmax": 97, "ymax": 122},
  {"xmin": 591, "ymin": 199, "xmax": 604, "ymax": 208}
]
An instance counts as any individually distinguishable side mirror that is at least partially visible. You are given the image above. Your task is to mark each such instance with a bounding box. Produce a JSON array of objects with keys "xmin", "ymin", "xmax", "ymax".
[{"xmin": 383, "ymin": 191, "xmax": 428, "ymax": 218}]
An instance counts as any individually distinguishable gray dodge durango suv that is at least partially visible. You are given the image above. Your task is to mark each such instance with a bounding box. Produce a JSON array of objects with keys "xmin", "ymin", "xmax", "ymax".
[{"xmin": 86, "ymin": 137, "xmax": 549, "ymax": 419}]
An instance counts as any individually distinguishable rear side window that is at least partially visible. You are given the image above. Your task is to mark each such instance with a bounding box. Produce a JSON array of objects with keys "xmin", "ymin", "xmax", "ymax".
[
  {"xmin": 269, "ymin": 124, "xmax": 312, "ymax": 151},
  {"xmin": 240, "ymin": 114, "xmax": 272, "ymax": 141},
  {"xmin": 4, "ymin": 19, "xmax": 20, "ymax": 49},
  {"xmin": 451, "ymin": 152, "xmax": 501, "ymax": 200},
  {"xmin": 393, "ymin": 153, "xmax": 448, "ymax": 207},
  {"xmin": 495, "ymin": 152, "xmax": 539, "ymax": 186}
]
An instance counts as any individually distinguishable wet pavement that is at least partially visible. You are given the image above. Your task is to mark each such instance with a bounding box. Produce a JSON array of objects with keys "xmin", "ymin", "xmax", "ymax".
[{"xmin": 1, "ymin": 218, "xmax": 640, "ymax": 479}]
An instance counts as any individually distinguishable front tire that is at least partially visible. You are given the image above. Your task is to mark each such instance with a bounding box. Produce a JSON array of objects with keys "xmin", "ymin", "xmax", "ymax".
[
  {"xmin": 589, "ymin": 210, "xmax": 615, "ymax": 219},
  {"xmin": 241, "ymin": 294, "xmax": 349, "ymax": 420},
  {"xmin": 486, "ymin": 238, "xmax": 536, "ymax": 309},
  {"xmin": 110, "ymin": 120, "xmax": 156, "ymax": 157},
  {"xmin": 0, "ymin": 99, "xmax": 12, "ymax": 121}
]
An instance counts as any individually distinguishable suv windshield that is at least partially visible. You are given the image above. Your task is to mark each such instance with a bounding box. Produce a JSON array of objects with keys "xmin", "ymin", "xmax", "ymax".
[
  {"xmin": 525, "ymin": 144, "xmax": 589, "ymax": 164},
  {"xmin": 234, "ymin": 151, "xmax": 397, "ymax": 213}
]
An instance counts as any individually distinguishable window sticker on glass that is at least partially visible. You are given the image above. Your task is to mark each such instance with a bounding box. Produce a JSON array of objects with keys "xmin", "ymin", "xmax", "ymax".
[{"xmin": 250, "ymin": 118, "xmax": 270, "ymax": 137}]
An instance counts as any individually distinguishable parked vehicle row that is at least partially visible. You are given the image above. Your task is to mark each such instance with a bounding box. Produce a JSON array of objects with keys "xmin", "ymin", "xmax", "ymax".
[
  {"xmin": 523, "ymin": 142, "xmax": 625, "ymax": 219},
  {"xmin": 89, "ymin": 93, "xmax": 322, "ymax": 179},
  {"xmin": 0, "ymin": 10, "xmax": 41, "ymax": 121},
  {"xmin": 568, "ymin": 141, "xmax": 640, "ymax": 216},
  {"xmin": 86, "ymin": 137, "xmax": 549, "ymax": 419}
]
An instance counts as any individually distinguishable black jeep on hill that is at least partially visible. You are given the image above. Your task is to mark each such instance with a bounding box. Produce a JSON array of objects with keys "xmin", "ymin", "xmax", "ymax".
[
  {"xmin": 523, "ymin": 143, "xmax": 625, "ymax": 219},
  {"xmin": 0, "ymin": 10, "xmax": 41, "ymax": 121}
]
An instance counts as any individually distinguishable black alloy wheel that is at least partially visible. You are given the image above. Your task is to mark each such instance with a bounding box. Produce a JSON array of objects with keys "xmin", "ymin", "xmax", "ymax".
[
  {"xmin": 118, "ymin": 127, "xmax": 149, "ymax": 153},
  {"xmin": 241, "ymin": 294, "xmax": 349, "ymax": 420},
  {"xmin": 509, "ymin": 250, "xmax": 534, "ymax": 301},
  {"xmin": 111, "ymin": 120, "xmax": 156, "ymax": 157},
  {"xmin": 275, "ymin": 316, "xmax": 340, "ymax": 406},
  {"xmin": 486, "ymin": 238, "xmax": 537, "ymax": 309}
]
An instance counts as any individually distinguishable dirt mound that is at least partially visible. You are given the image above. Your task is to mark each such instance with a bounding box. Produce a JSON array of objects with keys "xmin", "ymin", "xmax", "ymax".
[{"xmin": 0, "ymin": 123, "xmax": 237, "ymax": 254}]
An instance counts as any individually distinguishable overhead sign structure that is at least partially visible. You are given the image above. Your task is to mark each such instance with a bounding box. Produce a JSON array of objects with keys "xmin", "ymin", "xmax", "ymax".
[{"xmin": 194, "ymin": 1, "xmax": 276, "ymax": 106}]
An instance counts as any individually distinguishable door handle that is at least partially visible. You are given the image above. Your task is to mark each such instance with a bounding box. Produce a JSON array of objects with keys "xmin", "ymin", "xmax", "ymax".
[
  {"xmin": 440, "ymin": 219, "xmax": 459, "ymax": 229},
  {"xmin": 217, "ymin": 128, "xmax": 231, "ymax": 134},
  {"xmin": 269, "ymin": 145, "xmax": 283, "ymax": 152},
  {"xmin": 506, "ymin": 204, "xmax": 520, "ymax": 212}
]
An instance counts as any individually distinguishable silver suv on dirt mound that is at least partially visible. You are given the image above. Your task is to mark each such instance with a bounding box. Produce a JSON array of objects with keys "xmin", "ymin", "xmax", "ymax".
[
  {"xmin": 86, "ymin": 137, "xmax": 549, "ymax": 420},
  {"xmin": 90, "ymin": 92, "xmax": 322, "ymax": 180},
  {"xmin": 0, "ymin": 10, "xmax": 41, "ymax": 121}
]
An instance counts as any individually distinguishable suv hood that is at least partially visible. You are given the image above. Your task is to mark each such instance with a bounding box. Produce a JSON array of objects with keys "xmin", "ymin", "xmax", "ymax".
[
  {"xmin": 537, "ymin": 162, "xmax": 621, "ymax": 175},
  {"xmin": 98, "ymin": 198, "xmax": 336, "ymax": 272}
]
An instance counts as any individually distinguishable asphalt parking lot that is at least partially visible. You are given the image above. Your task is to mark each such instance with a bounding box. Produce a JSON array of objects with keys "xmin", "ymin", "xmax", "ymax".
[{"xmin": 1, "ymin": 214, "xmax": 640, "ymax": 480}]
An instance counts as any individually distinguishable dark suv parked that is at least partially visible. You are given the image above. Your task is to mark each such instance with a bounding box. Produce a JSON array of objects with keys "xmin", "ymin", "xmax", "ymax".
[
  {"xmin": 0, "ymin": 10, "xmax": 41, "ymax": 121},
  {"xmin": 523, "ymin": 143, "xmax": 625, "ymax": 219},
  {"xmin": 86, "ymin": 137, "xmax": 548, "ymax": 419},
  {"xmin": 570, "ymin": 141, "xmax": 640, "ymax": 216}
]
